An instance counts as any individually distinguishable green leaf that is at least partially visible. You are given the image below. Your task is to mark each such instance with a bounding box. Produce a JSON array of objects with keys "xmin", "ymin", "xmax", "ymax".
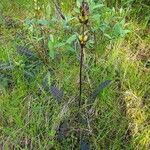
[
  {"xmin": 76, "ymin": 0, "xmax": 81, "ymax": 8},
  {"xmin": 92, "ymin": 4, "xmax": 104, "ymax": 10},
  {"xmin": 37, "ymin": 19, "xmax": 49, "ymax": 25},
  {"xmin": 46, "ymin": 4, "xmax": 52, "ymax": 17},
  {"xmin": 66, "ymin": 34, "xmax": 77, "ymax": 44},
  {"xmin": 66, "ymin": 45, "xmax": 75, "ymax": 52},
  {"xmin": 104, "ymin": 33, "xmax": 112, "ymax": 40},
  {"xmin": 55, "ymin": 42, "xmax": 65, "ymax": 48},
  {"xmin": 73, "ymin": 7, "xmax": 80, "ymax": 13},
  {"xmin": 48, "ymin": 39, "xmax": 55, "ymax": 59},
  {"xmin": 0, "ymin": 78, "xmax": 8, "ymax": 89},
  {"xmin": 47, "ymin": 72, "xmax": 51, "ymax": 86},
  {"xmin": 120, "ymin": 19, "xmax": 125, "ymax": 26},
  {"xmin": 100, "ymin": 23, "xmax": 109, "ymax": 32},
  {"xmin": 123, "ymin": 29, "xmax": 130, "ymax": 35},
  {"xmin": 50, "ymin": 34, "xmax": 54, "ymax": 42},
  {"xmin": 48, "ymin": 130, "xmax": 56, "ymax": 137},
  {"xmin": 113, "ymin": 19, "xmax": 130, "ymax": 38},
  {"xmin": 113, "ymin": 23, "xmax": 122, "ymax": 35},
  {"xmin": 91, "ymin": 14, "xmax": 101, "ymax": 21}
]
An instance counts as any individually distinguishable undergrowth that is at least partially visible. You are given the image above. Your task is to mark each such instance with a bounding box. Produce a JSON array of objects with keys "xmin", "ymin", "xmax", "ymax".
[{"xmin": 0, "ymin": 0, "xmax": 150, "ymax": 149}]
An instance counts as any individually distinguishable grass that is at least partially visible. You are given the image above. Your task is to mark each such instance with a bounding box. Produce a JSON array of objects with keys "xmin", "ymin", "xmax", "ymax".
[{"xmin": 0, "ymin": 0, "xmax": 150, "ymax": 149}]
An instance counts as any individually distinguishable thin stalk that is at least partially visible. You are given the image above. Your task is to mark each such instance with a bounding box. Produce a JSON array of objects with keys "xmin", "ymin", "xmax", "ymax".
[
  {"xmin": 79, "ymin": 24, "xmax": 85, "ymax": 108},
  {"xmin": 78, "ymin": 20, "xmax": 85, "ymax": 150},
  {"xmin": 78, "ymin": 0, "xmax": 88, "ymax": 147},
  {"xmin": 52, "ymin": 0, "xmax": 66, "ymax": 20}
]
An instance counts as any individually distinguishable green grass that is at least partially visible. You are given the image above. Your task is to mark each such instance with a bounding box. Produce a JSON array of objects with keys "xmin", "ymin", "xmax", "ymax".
[{"xmin": 0, "ymin": 0, "xmax": 150, "ymax": 149}]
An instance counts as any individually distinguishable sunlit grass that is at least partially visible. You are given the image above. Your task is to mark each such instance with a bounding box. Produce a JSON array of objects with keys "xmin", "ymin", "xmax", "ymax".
[{"xmin": 0, "ymin": 0, "xmax": 150, "ymax": 149}]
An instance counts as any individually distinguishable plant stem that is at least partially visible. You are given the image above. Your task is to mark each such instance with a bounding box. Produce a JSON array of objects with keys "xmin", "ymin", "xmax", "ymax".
[
  {"xmin": 78, "ymin": 23, "xmax": 85, "ymax": 150},
  {"xmin": 79, "ymin": 1, "xmax": 86, "ymax": 147},
  {"xmin": 79, "ymin": 24, "xmax": 85, "ymax": 108}
]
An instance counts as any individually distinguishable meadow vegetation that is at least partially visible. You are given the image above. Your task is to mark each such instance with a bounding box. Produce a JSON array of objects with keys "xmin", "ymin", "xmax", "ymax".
[{"xmin": 0, "ymin": 0, "xmax": 150, "ymax": 149}]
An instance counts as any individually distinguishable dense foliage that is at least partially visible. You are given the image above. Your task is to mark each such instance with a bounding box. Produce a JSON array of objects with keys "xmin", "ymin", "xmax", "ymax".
[{"xmin": 0, "ymin": 0, "xmax": 150, "ymax": 149}]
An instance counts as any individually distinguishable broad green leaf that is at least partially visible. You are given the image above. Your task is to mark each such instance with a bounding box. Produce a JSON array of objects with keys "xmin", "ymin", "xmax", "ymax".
[
  {"xmin": 113, "ymin": 23, "xmax": 122, "ymax": 36},
  {"xmin": 113, "ymin": 19, "xmax": 130, "ymax": 38}
]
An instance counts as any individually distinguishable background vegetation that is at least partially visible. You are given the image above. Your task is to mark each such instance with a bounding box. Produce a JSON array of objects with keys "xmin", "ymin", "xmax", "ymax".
[{"xmin": 0, "ymin": 0, "xmax": 150, "ymax": 149}]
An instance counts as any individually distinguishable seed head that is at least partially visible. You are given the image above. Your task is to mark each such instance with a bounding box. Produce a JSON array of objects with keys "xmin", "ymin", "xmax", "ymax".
[{"xmin": 80, "ymin": 2, "xmax": 89, "ymax": 16}]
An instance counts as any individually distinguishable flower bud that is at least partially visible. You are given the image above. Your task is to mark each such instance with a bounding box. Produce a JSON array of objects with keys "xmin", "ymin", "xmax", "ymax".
[
  {"xmin": 80, "ymin": 2, "xmax": 89, "ymax": 16},
  {"xmin": 78, "ymin": 15, "xmax": 89, "ymax": 24},
  {"xmin": 78, "ymin": 34, "xmax": 88, "ymax": 46}
]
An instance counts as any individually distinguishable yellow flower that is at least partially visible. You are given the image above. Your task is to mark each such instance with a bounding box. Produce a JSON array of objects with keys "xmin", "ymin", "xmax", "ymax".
[
  {"xmin": 78, "ymin": 15, "xmax": 89, "ymax": 24},
  {"xmin": 78, "ymin": 34, "xmax": 88, "ymax": 46}
]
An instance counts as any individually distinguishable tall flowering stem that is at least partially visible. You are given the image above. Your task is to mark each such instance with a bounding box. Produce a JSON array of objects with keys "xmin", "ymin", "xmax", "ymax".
[
  {"xmin": 78, "ymin": 0, "xmax": 89, "ymax": 108},
  {"xmin": 78, "ymin": 0, "xmax": 89, "ymax": 146}
]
